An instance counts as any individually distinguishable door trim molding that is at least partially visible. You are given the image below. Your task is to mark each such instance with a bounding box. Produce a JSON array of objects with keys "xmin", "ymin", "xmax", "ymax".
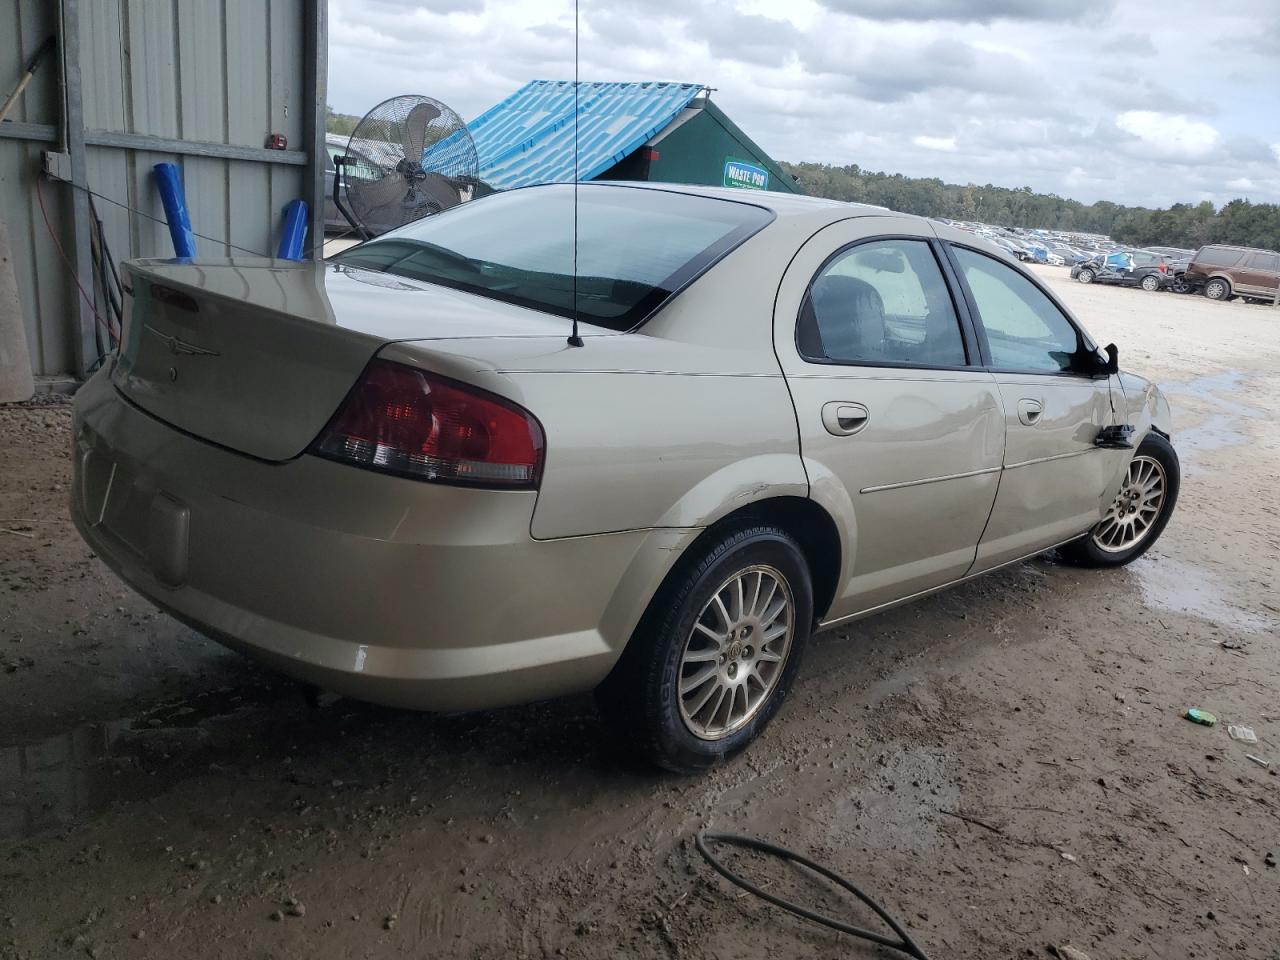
[
  {"xmin": 1005, "ymin": 448, "xmax": 1097, "ymax": 470},
  {"xmin": 859, "ymin": 465, "xmax": 1001, "ymax": 494}
]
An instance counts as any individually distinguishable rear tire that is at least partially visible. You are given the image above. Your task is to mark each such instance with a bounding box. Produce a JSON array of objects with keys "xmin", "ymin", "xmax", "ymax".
[
  {"xmin": 596, "ymin": 525, "xmax": 813, "ymax": 774},
  {"xmin": 1204, "ymin": 277, "xmax": 1231, "ymax": 300},
  {"xmin": 1057, "ymin": 433, "xmax": 1179, "ymax": 568},
  {"xmin": 1140, "ymin": 274, "xmax": 1160, "ymax": 292}
]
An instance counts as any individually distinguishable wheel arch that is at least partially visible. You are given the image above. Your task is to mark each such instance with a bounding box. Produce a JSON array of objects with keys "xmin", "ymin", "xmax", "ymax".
[
  {"xmin": 1205, "ymin": 273, "xmax": 1233, "ymax": 296},
  {"xmin": 696, "ymin": 496, "xmax": 843, "ymax": 623},
  {"xmin": 607, "ymin": 494, "xmax": 844, "ymax": 660}
]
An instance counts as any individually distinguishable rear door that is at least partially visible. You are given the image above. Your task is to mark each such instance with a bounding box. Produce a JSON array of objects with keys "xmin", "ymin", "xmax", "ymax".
[
  {"xmin": 774, "ymin": 218, "xmax": 1005, "ymax": 619},
  {"xmin": 943, "ymin": 244, "xmax": 1128, "ymax": 571}
]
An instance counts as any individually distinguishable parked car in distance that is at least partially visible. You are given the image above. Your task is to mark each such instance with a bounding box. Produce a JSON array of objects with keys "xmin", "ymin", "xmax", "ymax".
[
  {"xmin": 72, "ymin": 183, "xmax": 1180, "ymax": 773},
  {"xmin": 1183, "ymin": 244, "xmax": 1280, "ymax": 302},
  {"xmin": 1047, "ymin": 243, "xmax": 1086, "ymax": 265},
  {"xmin": 1142, "ymin": 246, "xmax": 1195, "ymax": 260},
  {"xmin": 1165, "ymin": 255, "xmax": 1194, "ymax": 294},
  {"xmin": 1071, "ymin": 250, "xmax": 1170, "ymax": 291},
  {"xmin": 991, "ymin": 237, "xmax": 1032, "ymax": 261},
  {"xmin": 322, "ymin": 134, "xmax": 385, "ymax": 233},
  {"xmin": 1024, "ymin": 244, "xmax": 1065, "ymax": 266}
]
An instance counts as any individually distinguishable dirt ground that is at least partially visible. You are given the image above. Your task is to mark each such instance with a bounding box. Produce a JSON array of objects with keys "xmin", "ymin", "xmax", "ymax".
[{"xmin": 2, "ymin": 268, "xmax": 1278, "ymax": 960}]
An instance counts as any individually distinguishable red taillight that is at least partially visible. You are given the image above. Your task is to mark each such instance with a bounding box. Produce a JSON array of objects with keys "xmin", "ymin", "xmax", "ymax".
[
  {"xmin": 311, "ymin": 359, "xmax": 544, "ymax": 488},
  {"xmin": 1159, "ymin": 264, "xmax": 1168, "ymax": 273}
]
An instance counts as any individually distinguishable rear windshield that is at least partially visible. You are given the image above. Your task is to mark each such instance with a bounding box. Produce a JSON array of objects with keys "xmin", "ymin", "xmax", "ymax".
[{"xmin": 332, "ymin": 184, "xmax": 773, "ymax": 331}]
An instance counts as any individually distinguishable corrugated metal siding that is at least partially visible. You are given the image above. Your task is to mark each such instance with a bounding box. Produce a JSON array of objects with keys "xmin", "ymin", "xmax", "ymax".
[
  {"xmin": 468, "ymin": 80, "xmax": 704, "ymax": 190},
  {"xmin": 0, "ymin": 1, "xmax": 74, "ymax": 375},
  {"xmin": 0, "ymin": 0, "xmax": 314, "ymax": 378}
]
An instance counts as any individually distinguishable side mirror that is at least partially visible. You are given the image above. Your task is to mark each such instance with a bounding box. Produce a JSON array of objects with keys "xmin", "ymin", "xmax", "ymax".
[{"xmin": 1104, "ymin": 343, "xmax": 1120, "ymax": 375}]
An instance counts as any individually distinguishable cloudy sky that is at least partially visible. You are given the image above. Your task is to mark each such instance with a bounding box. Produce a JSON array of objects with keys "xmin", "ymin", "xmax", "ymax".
[{"xmin": 328, "ymin": 0, "xmax": 1280, "ymax": 208}]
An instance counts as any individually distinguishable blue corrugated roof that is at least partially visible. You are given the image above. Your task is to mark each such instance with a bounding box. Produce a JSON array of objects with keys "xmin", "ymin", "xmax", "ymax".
[{"xmin": 468, "ymin": 80, "xmax": 703, "ymax": 190}]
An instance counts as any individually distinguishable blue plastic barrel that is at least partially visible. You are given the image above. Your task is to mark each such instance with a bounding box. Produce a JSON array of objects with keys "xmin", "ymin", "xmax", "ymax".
[
  {"xmin": 276, "ymin": 199, "xmax": 309, "ymax": 261},
  {"xmin": 152, "ymin": 162, "xmax": 197, "ymax": 259}
]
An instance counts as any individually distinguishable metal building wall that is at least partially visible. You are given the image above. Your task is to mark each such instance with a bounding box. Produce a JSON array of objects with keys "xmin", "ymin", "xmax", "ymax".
[
  {"xmin": 0, "ymin": 1, "xmax": 72, "ymax": 379},
  {"xmin": 0, "ymin": 0, "xmax": 325, "ymax": 381}
]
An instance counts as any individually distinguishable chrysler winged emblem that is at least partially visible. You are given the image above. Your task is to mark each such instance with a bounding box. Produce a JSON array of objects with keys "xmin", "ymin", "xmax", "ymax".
[{"xmin": 144, "ymin": 324, "xmax": 220, "ymax": 357}]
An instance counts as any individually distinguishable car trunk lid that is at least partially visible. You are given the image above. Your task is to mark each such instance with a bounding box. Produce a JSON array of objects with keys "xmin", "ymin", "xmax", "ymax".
[{"xmin": 112, "ymin": 257, "xmax": 577, "ymax": 461}]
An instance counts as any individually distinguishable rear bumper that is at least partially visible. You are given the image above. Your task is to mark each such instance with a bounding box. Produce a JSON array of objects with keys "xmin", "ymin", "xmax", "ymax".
[{"xmin": 70, "ymin": 362, "xmax": 670, "ymax": 711}]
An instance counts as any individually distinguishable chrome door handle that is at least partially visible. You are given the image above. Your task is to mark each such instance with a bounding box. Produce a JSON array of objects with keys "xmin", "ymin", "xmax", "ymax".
[
  {"xmin": 821, "ymin": 401, "xmax": 870, "ymax": 437},
  {"xmin": 1017, "ymin": 398, "xmax": 1043, "ymax": 426}
]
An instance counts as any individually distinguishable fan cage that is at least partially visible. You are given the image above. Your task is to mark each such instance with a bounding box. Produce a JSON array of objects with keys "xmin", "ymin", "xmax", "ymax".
[{"xmin": 343, "ymin": 94, "xmax": 480, "ymax": 234}]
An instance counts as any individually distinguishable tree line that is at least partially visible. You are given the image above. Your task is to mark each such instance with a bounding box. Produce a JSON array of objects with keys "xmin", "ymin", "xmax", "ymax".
[
  {"xmin": 323, "ymin": 103, "xmax": 1280, "ymax": 253},
  {"xmin": 325, "ymin": 106, "xmax": 361, "ymax": 137},
  {"xmin": 779, "ymin": 161, "xmax": 1280, "ymax": 252}
]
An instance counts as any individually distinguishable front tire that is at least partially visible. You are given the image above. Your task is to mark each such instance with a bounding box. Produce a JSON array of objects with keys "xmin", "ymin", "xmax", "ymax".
[
  {"xmin": 1077, "ymin": 268, "xmax": 1095, "ymax": 284},
  {"xmin": 597, "ymin": 525, "xmax": 813, "ymax": 773},
  {"xmin": 1057, "ymin": 433, "xmax": 1180, "ymax": 568},
  {"xmin": 1204, "ymin": 278, "xmax": 1231, "ymax": 300}
]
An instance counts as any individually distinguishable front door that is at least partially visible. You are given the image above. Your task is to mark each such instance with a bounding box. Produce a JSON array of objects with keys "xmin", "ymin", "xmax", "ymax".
[
  {"xmin": 943, "ymin": 244, "xmax": 1127, "ymax": 571},
  {"xmin": 1237, "ymin": 252, "xmax": 1280, "ymax": 299},
  {"xmin": 774, "ymin": 219, "xmax": 1005, "ymax": 620}
]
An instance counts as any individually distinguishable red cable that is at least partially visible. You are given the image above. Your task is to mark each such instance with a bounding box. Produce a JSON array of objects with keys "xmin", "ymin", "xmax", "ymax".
[{"xmin": 35, "ymin": 175, "xmax": 119, "ymax": 345}]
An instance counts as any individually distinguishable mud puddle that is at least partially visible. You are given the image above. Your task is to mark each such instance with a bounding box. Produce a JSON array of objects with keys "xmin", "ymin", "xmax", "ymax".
[
  {"xmin": 0, "ymin": 686, "xmax": 291, "ymax": 841},
  {"xmin": 1159, "ymin": 370, "xmax": 1268, "ymax": 468},
  {"xmin": 1124, "ymin": 555, "xmax": 1276, "ymax": 634}
]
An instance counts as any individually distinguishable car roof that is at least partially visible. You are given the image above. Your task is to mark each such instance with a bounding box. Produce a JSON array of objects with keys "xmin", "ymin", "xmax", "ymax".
[
  {"xmin": 1199, "ymin": 242, "xmax": 1278, "ymax": 255},
  {"xmin": 589, "ymin": 182, "xmax": 1033, "ymax": 266},
  {"xmin": 590, "ymin": 180, "xmax": 898, "ymax": 226}
]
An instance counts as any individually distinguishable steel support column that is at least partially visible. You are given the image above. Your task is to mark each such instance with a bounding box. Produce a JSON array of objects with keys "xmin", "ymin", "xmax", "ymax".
[
  {"xmin": 58, "ymin": 0, "xmax": 99, "ymax": 379},
  {"xmin": 301, "ymin": 0, "xmax": 328, "ymax": 257}
]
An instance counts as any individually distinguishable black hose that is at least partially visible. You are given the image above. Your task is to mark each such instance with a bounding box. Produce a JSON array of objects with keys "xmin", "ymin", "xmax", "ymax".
[
  {"xmin": 694, "ymin": 831, "xmax": 932, "ymax": 960},
  {"xmin": 89, "ymin": 199, "xmax": 125, "ymax": 297}
]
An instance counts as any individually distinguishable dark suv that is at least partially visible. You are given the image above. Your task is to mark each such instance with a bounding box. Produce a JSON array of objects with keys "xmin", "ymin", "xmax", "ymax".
[
  {"xmin": 1071, "ymin": 250, "xmax": 1170, "ymax": 291},
  {"xmin": 1184, "ymin": 244, "xmax": 1280, "ymax": 302}
]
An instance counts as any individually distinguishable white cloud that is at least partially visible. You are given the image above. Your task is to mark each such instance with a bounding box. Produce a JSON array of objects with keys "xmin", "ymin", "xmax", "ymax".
[
  {"xmin": 326, "ymin": 0, "xmax": 1280, "ymax": 207},
  {"xmin": 913, "ymin": 135, "xmax": 958, "ymax": 152},
  {"xmin": 1115, "ymin": 111, "xmax": 1221, "ymax": 160}
]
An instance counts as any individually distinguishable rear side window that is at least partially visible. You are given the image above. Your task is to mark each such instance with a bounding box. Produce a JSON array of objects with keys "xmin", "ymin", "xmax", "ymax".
[
  {"xmin": 951, "ymin": 246, "xmax": 1084, "ymax": 373},
  {"xmin": 797, "ymin": 239, "xmax": 968, "ymax": 367},
  {"xmin": 333, "ymin": 185, "xmax": 772, "ymax": 331},
  {"xmin": 1195, "ymin": 246, "xmax": 1244, "ymax": 267}
]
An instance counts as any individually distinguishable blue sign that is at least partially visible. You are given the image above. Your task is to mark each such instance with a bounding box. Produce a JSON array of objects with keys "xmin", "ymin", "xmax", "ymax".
[{"xmin": 723, "ymin": 159, "xmax": 769, "ymax": 190}]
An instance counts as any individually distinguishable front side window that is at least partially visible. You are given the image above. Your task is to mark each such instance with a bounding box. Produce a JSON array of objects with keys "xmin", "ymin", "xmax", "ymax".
[
  {"xmin": 333, "ymin": 184, "xmax": 772, "ymax": 331},
  {"xmin": 1245, "ymin": 253, "xmax": 1280, "ymax": 271},
  {"xmin": 797, "ymin": 239, "xmax": 968, "ymax": 367},
  {"xmin": 951, "ymin": 246, "xmax": 1085, "ymax": 374}
]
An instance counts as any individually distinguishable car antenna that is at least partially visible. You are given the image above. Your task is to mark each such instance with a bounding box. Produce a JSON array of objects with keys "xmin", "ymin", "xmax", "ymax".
[{"xmin": 567, "ymin": 0, "xmax": 585, "ymax": 348}]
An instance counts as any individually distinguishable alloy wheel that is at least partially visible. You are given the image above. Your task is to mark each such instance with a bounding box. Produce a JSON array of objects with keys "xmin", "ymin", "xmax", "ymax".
[
  {"xmin": 1078, "ymin": 269, "xmax": 1094, "ymax": 284},
  {"xmin": 1092, "ymin": 455, "xmax": 1167, "ymax": 553},
  {"xmin": 1141, "ymin": 275, "xmax": 1159, "ymax": 291},
  {"xmin": 677, "ymin": 565, "xmax": 794, "ymax": 740},
  {"xmin": 1205, "ymin": 279, "xmax": 1228, "ymax": 300}
]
